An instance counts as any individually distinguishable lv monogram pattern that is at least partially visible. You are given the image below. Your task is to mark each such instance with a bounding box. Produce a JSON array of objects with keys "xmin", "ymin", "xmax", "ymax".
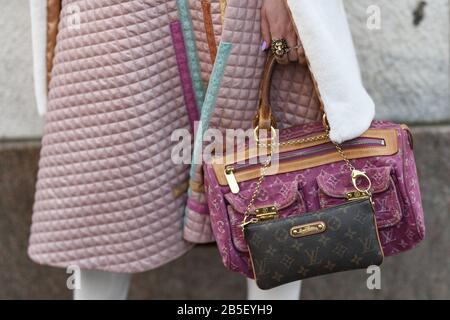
[
  {"xmin": 244, "ymin": 200, "xmax": 384, "ymax": 290},
  {"xmin": 225, "ymin": 180, "xmax": 306, "ymax": 253},
  {"xmin": 204, "ymin": 121, "xmax": 425, "ymax": 279}
]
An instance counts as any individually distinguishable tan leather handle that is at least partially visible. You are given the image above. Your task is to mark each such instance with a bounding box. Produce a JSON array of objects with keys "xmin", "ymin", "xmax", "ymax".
[
  {"xmin": 254, "ymin": 53, "xmax": 278, "ymax": 131},
  {"xmin": 254, "ymin": 53, "xmax": 326, "ymax": 134}
]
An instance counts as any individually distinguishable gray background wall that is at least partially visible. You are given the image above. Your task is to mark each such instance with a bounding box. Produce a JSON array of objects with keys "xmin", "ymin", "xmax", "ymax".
[
  {"xmin": 0, "ymin": 0, "xmax": 43, "ymax": 139},
  {"xmin": 347, "ymin": 0, "xmax": 449, "ymax": 123},
  {"xmin": 0, "ymin": 0, "xmax": 448, "ymax": 299}
]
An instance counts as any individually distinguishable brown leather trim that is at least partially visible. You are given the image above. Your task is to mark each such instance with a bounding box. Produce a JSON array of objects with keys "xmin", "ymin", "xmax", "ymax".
[
  {"xmin": 172, "ymin": 179, "xmax": 189, "ymax": 198},
  {"xmin": 189, "ymin": 179, "xmax": 205, "ymax": 193},
  {"xmin": 212, "ymin": 128, "xmax": 399, "ymax": 186},
  {"xmin": 219, "ymin": 0, "xmax": 227, "ymax": 24},
  {"xmin": 201, "ymin": 0, "xmax": 217, "ymax": 64},
  {"xmin": 46, "ymin": 0, "xmax": 62, "ymax": 87},
  {"xmin": 256, "ymin": 54, "xmax": 278, "ymax": 130}
]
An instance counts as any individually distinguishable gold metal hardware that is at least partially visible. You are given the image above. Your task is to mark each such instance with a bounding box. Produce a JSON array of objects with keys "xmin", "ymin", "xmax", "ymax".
[
  {"xmin": 240, "ymin": 143, "xmax": 274, "ymax": 228},
  {"xmin": 238, "ymin": 56, "xmax": 375, "ymax": 231},
  {"xmin": 253, "ymin": 125, "xmax": 277, "ymax": 143},
  {"xmin": 351, "ymin": 169, "xmax": 372, "ymax": 194},
  {"xmin": 271, "ymin": 39, "xmax": 289, "ymax": 57},
  {"xmin": 290, "ymin": 221, "xmax": 327, "ymax": 238},
  {"xmin": 255, "ymin": 206, "xmax": 278, "ymax": 221},
  {"xmin": 224, "ymin": 165, "xmax": 240, "ymax": 194},
  {"xmin": 346, "ymin": 190, "xmax": 371, "ymax": 201},
  {"xmin": 322, "ymin": 114, "xmax": 330, "ymax": 131},
  {"xmin": 240, "ymin": 115, "xmax": 374, "ymax": 230},
  {"xmin": 239, "ymin": 216, "xmax": 259, "ymax": 230},
  {"xmin": 239, "ymin": 206, "xmax": 278, "ymax": 230}
]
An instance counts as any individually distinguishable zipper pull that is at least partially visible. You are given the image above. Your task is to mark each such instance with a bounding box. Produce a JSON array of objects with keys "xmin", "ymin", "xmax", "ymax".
[{"xmin": 224, "ymin": 165, "xmax": 240, "ymax": 194}]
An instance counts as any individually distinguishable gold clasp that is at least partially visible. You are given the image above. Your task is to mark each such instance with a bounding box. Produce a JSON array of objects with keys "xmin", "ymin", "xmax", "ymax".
[
  {"xmin": 347, "ymin": 170, "xmax": 372, "ymax": 201},
  {"xmin": 239, "ymin": 216, "xmax": 258, "ymax": 230},
  {"xmin": 290, "ymin": 221, "xmax": 327, "ymax": 238},
  {"xmin": 255, "ymin": 206, "xmax": 278, "ymax": 221},
  {"xmin": 322, "ymin": 114, "xmax": 330, "ymax": 131},
  {"xmin": 346, "ymin": 190, "xmax": 371, "ymax": 201},
  {"xmin": 240, "ymin": 206, "xmax": 278, "ymax": 230},
  {"xmin": 351, "ymin": 169, "xmax": 372, "ymax": 194},
  {"xmin": 253, "ymin": 125, "xmax": 277, "ymax": 143}
]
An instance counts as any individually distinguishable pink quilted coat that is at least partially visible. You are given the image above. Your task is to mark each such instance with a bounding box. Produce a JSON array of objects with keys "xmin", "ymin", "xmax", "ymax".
[
  {"xmin": 29, "ymin": 0, "xmax": 375, "ymax": 273},
  {"xmin": 28, "ymin": 0, "xmax": 221, "ymax": 273}
]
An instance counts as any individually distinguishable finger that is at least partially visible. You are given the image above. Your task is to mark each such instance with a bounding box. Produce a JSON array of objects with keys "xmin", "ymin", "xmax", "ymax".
[
  {"xmin": 260, "ymin": 9, "xmax": 271, "ymax": 50},
  {"xmin": 296, "ymin": 43, "xmax": 307, "ymax": 65},
  {"xmin": 275, "ymin": 52, "xmax": 289, "ymax": 65},
  {"xmin": 286, "ymin": 29, "xmax": 298, "ymax": 62},
  {"xmin": 292, "ymin": 23, "xmax": 307, "ymax": 65}
]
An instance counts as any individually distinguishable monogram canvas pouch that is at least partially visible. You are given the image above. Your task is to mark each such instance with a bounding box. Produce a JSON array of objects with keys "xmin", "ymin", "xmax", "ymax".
[{"xmin": 244, "ymin": 199, "xmax": 384, "ymax": 290}]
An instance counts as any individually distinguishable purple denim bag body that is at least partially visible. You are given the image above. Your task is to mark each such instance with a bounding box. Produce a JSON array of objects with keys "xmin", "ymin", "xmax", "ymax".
[{"xmin": 204, "ymin": 120, "xmax": 425, "ymax": 278}]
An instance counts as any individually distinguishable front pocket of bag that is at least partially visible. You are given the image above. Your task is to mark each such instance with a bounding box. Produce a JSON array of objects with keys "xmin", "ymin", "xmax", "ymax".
[
  {"xmin": 224, "ymin": 179, "xmax": 307, "ymax": 253},
  {"xmin": 316, "ymin": 166, "xmax": 403, "ymax": 229}
]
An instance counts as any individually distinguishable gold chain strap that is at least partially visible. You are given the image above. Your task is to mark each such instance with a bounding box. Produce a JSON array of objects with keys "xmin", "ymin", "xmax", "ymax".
[
  {"xmin": 240, "ymin": 131, "xmax": 329, "ymax": 228},
  {"xmin": 240, "ymin": 126, "xmax": 368, "ymax": 229},
  {"xmin": 240, "ymin": 142, "xmax": 274, "ymax": 228},
  {"xmin": 333, "ymin": 142, "xmax": 356, "ymax": 172}
]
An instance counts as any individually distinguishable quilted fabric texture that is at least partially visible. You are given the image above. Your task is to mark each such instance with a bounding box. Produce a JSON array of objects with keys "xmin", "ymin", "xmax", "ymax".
[
  {"xmin": 184, "ymin": 0, "xmax": 322, "ymax": 244},
  {"xmin": 28, "ymin": 0, "xmax": 198, "ymax": 273},
  {"xmin": 182, "ymin": 0, "xmax": 224, "ymax": 244}
]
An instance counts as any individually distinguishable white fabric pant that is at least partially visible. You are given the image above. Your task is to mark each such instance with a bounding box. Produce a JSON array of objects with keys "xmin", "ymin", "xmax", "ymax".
[
  {"xmin": 73, "ymin": 269, "xmax": 131, "ymax": 300},
  {"xmin": 73, "ymin": 269, "xmax": 301, "ymax": 300}
]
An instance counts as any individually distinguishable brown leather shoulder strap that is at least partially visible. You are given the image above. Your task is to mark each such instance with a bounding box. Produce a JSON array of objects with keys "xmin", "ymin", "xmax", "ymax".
[{"xmin": 255, "ymin": 53, "xmax": 278, "ymax": 131}]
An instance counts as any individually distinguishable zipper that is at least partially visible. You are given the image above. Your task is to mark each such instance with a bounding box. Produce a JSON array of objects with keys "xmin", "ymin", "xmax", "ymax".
[
  {"xmin": 223, "ymin": 137, "xmax": 386, "ymax": 192},
  {"xmin": 225, "ymin": 165, "xmax": 240, "ymax": 193}
]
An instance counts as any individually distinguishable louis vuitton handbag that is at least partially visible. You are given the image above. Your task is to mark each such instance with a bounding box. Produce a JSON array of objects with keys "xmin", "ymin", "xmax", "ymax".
[{"xmin": 203, "ymin": 53, "xmax": 425, "ymax": 289}]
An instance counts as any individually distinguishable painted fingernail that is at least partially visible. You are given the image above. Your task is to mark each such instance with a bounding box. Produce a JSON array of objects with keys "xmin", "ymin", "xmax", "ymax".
[{"xmin": 261, "ymin": 40, "xmax": 267, "ymax": 51}]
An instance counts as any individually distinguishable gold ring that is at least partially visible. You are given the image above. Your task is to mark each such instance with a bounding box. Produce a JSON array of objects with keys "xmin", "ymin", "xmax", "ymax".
[{"xmin": 271, "ymin": 39, "xmax": 290, "ymax": 57}]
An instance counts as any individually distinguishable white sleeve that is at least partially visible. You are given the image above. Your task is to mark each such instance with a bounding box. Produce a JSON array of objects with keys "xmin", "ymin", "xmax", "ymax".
[{"xmin": 286, "ymin": 0, "xmax": 375, "ymax": 143}]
